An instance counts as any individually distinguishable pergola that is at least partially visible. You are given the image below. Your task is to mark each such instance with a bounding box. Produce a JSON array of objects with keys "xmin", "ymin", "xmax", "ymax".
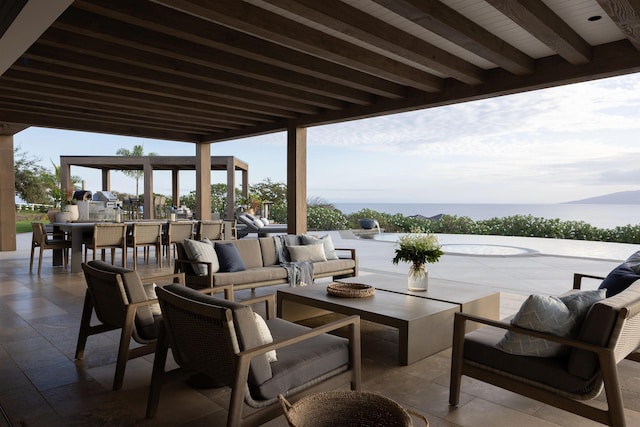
[
  {"xmin": 60, "ymin": 155, "xmax": 249, "ymax": 220},
  {"xmin": 1, "ymin": 0, "xmax": 640, "ymax": 250}
]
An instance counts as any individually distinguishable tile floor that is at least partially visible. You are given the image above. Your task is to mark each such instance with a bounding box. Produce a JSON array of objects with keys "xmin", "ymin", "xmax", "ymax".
[{"xmin": 1, "ymin": 231, "xmax": 640, "ymax": 426}]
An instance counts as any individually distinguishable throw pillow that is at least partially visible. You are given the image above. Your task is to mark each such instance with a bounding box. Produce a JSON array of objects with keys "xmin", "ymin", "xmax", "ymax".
[
  {"xmin": 143, "ymin": 282, "xmax": 162, "ymax": 316},
  {"xmin": 625, "ymin": 251, "xmax": 640, "ymax": 274},
  {"xmin": 300, "ymin": 234, "xmax": 339, "ymax": 260},
  {"xmin": 495, "ymin": 290, "xmax": 605, "ymax": 357},
  {"xmin": 287, "ymin": 244, "xmax": 327, "ymax": 262},
  {"xmin": 215, "ymin": 242, "xmax": 247, "ymax": 272},
  {"xmin": 598, "ymin": 263, "xmax": 640, "ymax": 297},
  {"xmin": 183, "ymin": 238, "xmax": 220, "ymax": 275},
  {"xmin": 253, "ymin": 313, "xmax": 277, "ymax": 362},
  {"xmin": 261, "ymin": 218, "xmax": 270, "ymax": 225}
]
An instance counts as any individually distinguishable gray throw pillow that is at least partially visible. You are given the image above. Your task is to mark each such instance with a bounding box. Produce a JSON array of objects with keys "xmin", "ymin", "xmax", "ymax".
[
  {"xmin": 495, "ymin": 290, "xmax": 605, "ymax": 357},
  {"xmin": 626, "ymin": 251, "xmax": 640, "ymax": 274},
  {"xmin": 215, "ymin": 242, "xmax": 247, "ymax": 272},
  {"xmin": 287, "ymin": 244, "xmax": 327, "ymax": 262}
]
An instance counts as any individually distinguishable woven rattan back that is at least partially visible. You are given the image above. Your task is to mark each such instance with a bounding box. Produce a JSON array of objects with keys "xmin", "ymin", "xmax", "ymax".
[
  {"xmin": 156, "ymin": 286, "xmax": 237, "ymax": 386},
  {"xmin": 165, "ymin": 222, "xmax": 195, "ymax": 265},
  {"xmin": 81, "ymin": 262, "xmax": 128, "ymax": 327},
  {"xmin": 197, "ymin": 220, "xmax": 223, "ymax": 240},
  {"xmin": 93, "ymin": 223, "xmax": 127, "ymax": 247},
  {"xmin": 132, "ymin": 222, "xmax": 163, "ymax": 245}
]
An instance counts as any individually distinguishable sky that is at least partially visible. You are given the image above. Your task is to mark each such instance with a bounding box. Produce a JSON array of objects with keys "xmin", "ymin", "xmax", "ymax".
[{"xmin": 13, "ymin": 72, "xmax": 640, "ymax": 205}]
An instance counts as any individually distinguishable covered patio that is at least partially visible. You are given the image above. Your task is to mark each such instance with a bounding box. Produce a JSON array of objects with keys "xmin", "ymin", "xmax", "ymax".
[{"xmin": 2, "ymin": 0, "xmax": 640, "ymax": 250}]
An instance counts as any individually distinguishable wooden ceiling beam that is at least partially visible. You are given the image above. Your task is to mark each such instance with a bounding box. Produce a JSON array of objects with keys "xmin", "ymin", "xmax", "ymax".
[
  {"xmin": 14, "ymin": 54, "xmax": 302, "ymax": 119},
  {"xmin": 1, "ymin": 71, "xmax": 278, "ymax": 124},
  {"xmin": 75, "ymin": 0, "xmax": 405, "ymax": 99},
  {"xmin": 372, "ymin": 0, "xmax": 534, "ymax": 75},
  {"xmin": 0, "ymin": 122, "xmax": 29, "ymax": 136},
  {"xmin": 596, "ymin": 0, "xmax": 640, "ymax": 50},
  {"xmin": 258, "ymin": 0, "xmax": 484, "ymax": 85},
  {"xmin": 1, "ymin": 78, "xmax": 268, "ymax": 127},
  {"xmin": 55, "ymin": 8, "xmax": 374, "ymax": 105},
  {"xmin": 37, "ymin": 30, "xmax": 351, "ymax": 110},
  {"xmin": 486, "ymin": 0, "xmax": 591, "ymax": 64},
  {"xmin": 0, "ymin": 110, "xmax": 201, "ymax": 142},
  {"xmin": 25, "ymin": 43, "xmax": 328, "ymax": 114},
  {"xmin": 0, "ymin": 100, "xmax": 222, "ymax": 134},
  {"xmin": 0, "ymin": 88, "xmax": 241, "ymax": 131},
  {"xmin": 152, "ymin": 0, "xmax": 443, "ymax": 92}
]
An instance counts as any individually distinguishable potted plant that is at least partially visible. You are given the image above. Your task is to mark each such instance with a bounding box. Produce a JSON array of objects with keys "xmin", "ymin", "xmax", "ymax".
[{"xmin": 392, "ymin": 233, "xmax": 444, "ymax": 291}]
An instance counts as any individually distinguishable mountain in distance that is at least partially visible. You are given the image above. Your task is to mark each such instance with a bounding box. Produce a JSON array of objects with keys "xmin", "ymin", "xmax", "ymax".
[{"xmin": 564, "ymin": 190, "xmax": 640, "ymax": 204}]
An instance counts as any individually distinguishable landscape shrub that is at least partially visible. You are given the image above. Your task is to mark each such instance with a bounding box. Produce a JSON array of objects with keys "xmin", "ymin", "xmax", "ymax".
[{"xmin": 307, "ymin": 206, "xmax": 347, "ymax": 230}]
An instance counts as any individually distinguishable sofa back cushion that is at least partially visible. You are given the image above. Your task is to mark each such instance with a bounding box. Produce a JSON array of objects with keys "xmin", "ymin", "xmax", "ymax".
[
  {"xmin": 226, "ymin": 239, "xmax": 264, "ymax": 269},
  {"xmin": 259, "ymin": 237, "xmax": 278, "ymax": 266}
]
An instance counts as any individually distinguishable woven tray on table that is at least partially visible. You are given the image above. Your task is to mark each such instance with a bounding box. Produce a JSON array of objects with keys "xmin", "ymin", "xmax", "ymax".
[
  {"xmin": 279, "ymin": 391, "xmax": 428, "ymax": 427},
  {"xmin": 326, "ymin": 281, "xmax": 375, "ymax": 298}
]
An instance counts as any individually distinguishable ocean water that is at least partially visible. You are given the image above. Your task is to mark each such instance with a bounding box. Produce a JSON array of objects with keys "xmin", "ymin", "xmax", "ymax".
[{"xmin": 333, "ymin": 203, "xmax": 640, "ymax": 229}]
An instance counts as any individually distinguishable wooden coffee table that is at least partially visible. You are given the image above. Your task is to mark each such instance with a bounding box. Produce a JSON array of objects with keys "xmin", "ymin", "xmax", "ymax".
[
  {"xmin": 277, "ymin": 285, "xmax": 458, "ymax": 365},
  {"xmin": 338, "ymin": 274, "xmax": 500, "ymax": 331}
]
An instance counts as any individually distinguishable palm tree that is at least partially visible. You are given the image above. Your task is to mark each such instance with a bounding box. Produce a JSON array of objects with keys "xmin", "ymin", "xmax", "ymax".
[{"xmin": 115, "ymin": 145, "xmax": 157, "ymax": 197}]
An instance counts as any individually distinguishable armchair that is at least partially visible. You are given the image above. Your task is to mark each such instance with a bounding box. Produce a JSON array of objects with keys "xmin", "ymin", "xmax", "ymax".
[
  {"xmin": 75, "ymin": 260, "xmax": 185, "ymax": 390},
  {"xmin": 146, "ymin": 284, "xmax": 361, "ymax": 427},
  {"xmin": 449, "ymin": 279, "xmax": 640, "ymax": 427}
]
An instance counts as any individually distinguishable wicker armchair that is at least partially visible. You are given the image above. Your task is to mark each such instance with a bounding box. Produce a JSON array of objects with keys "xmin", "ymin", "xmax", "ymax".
[
  {"xmin": 196, "ymin": 219, "xmax": 224, "ymax": 241},
  {"xmin": 146, "ymin": 284, "xmax": 361, "ymax": 427},
  {"xmin": 127, "ymin": 222, "xmax": 163, "ymax": 269},
  {"xmin": 75, "ymin": 260, "xmax": 185, "ymax": 390},
  {"xmin": 84, "ymin": 223, "xmax": 128, "ymax": 268},
  {"xmin": 30, "ymin": 222, "xmax": 71, "ymax": 275},
  {"xmin": 450, "ymin": 279, "xmax": 640, "ymax": 427}
]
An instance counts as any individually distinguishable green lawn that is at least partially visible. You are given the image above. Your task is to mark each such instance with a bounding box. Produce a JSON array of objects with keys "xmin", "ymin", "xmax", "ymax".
[{"xmin": 16, "ymin": 211, "xmax": 48, "ymax": 233}]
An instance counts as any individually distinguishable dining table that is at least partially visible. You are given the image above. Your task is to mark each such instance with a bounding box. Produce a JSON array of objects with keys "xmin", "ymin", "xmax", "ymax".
[{"xmin": 53, "ymin": 219, "xmax": 202, "ymax": 273}]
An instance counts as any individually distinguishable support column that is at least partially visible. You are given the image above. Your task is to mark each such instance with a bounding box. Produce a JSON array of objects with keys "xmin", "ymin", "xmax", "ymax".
[
  {"xmin": 196, "ymin": 143, "xmax": 211, "ymax": 220},
  {"xmin": 287, "ymin": 122, "xmax": 307, "ymax": 235},
  {"xmin": 171, "ymin": 169, "xmax": 179, "ymax": 207},
  {"xmin": 60, "ymin": 157, "xmax": 72, "ymax": 201},
  {"xmin": 226, "ymin": 157, "xmax": 236, "ymax": 220},
  {"xmin": 0, "ymin": 135, "xmax": 16, "ymax": 251},
  {"xmin": 101, "ymin": 169, "xmax": 110, "ymax": 191},
  {"xmin": 143, "ymin": 160, "xmax": 153, "ymax": 219}
]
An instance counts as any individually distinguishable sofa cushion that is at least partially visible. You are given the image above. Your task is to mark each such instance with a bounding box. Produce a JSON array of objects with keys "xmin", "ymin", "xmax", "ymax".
[
  {"xmin": 259, "ymin": 237, "xmax": 278, "ymax": 267},
  {"xmin": 313, "ymin": 259, "xmax": 356, "ymax": 276},
  {"xmin": 496, "ymin": 290, "xmax": 605, "ymax": 357},
  {"xmin": 465, "ymin": 325, "xmax": 598, "ymax": 395},
  {"xmin": 599, "ymin": 263, "xmax": 640, "ymax": 297},
  {"xmin": 162, "ymin": 284, "xmax": 272, "ymax": 386},
  {"xmin": 228, "ymin": 239, "xmax": 264, "ymax": 269},
  {"xmin": 250, "ymin": 317, "xmax": 350, "ymax": 400},
  {"xmin": 215, "ymin": 242, "xmax": 247, "ymax": 272},
  {"xmin": 287, "ymin": 244, "xmax": 327, "ymax": 262},
  {"xmin": 183, "ymin": 238, "xmax": 219, "ymax": 275},
  {"xmin": 300, "ymin": 234, "xmax": 339, "ymax": 260},
  {"xmin": 212, "ymin": 266, "xmax": 288, "ymax": 287}
]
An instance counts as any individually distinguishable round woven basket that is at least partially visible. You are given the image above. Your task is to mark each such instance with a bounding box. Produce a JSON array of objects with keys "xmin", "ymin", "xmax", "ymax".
[
  {"xmin": 326, "ymin": 282, "xmax": 375, "ymax": 298},
  {"xmin": 279, "ymin": 391, "xmax": 428, "ymax": 427}
]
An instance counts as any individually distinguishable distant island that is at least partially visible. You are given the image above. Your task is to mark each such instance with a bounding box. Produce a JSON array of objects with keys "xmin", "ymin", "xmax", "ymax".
[{"xmin": 565, "ymin": 190, "xmax": 640, "ymax": 204}]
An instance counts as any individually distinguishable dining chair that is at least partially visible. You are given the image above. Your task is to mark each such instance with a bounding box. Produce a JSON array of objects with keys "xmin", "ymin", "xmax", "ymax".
[
  {"xmin": 163, "ymin": 221, "xmax": 195, "ymax": 266},
  {"xmin": 30, "ymin": 222, "xmax": 72, "ymax": 275},
  {"xmin": 84, "ymin": 223, "xmax": 128, "ymax": 268},
  {"xmin": 128, "ymin": 222, "xmax": 163, "ymax": 269},
  {"xmin": 196, "ymin": 220, "xmax": 223, "ymax": 240}
]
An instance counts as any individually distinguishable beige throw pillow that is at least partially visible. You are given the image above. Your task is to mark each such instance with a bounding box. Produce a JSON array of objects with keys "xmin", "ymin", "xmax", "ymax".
[
  {"xmin": 253, "ymin": 313, "xmax": 277, "ymax": 362},
  {"xmin": 287, "ymin": 243, "xmax": 327, "ymax": 262},
  {"xmin": 183, "ymin": 238, "xmax": 220, "ymax": 275}
]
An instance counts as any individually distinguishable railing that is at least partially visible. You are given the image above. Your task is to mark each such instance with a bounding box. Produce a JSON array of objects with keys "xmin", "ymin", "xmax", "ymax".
[{"xmin": 15, "ymin": 203, "xmax": 54, "ymax": 211}]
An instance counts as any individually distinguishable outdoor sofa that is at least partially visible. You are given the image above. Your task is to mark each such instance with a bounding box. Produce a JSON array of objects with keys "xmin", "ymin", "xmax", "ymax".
[{"xmin": 174, "ymin": 234, "xmax": 357, "ymax": 292}]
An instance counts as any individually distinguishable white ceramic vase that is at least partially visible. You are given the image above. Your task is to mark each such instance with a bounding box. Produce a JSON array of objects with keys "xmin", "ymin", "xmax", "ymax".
[
  {"xmin": 64, "ymin": 204, "xmax": 79, "ymax": 222},
  {"xmin": 407, "ymin": 264, "xmax": 428, "ymax": 292}
]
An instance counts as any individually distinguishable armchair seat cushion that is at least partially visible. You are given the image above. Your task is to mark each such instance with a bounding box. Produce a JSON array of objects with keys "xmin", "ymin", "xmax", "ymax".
[
  {"xmin": 250, "ymin": 318, "xmax": 350, "ymax": 400},
  {"xmin": 464, "ymin": 326, "xmax": 598, "ymax": 395}
]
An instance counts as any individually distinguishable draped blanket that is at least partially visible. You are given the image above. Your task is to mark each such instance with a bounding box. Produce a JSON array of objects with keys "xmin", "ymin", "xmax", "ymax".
[
  {"xmin": 274, "ymin": 235, "xmax": 314, "ymax": 287},
  {"xmin": 280, "ymin": 261, "xmax": 314, "ymax": 287}
]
